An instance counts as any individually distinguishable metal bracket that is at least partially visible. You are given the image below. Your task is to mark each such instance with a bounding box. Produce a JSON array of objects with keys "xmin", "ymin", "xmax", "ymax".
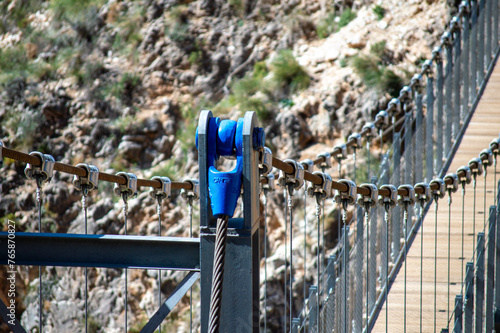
[
  {"xmin": 149, "ymin": 176, "xmax": 171, "ymax": 201},
  {"xmin": 378, "ymin": 184, "xmax": 397, "ymax": 207},
  {"xmin": 334, "ymin": 179, "xmax": 357, "ymax": 205},
  {"xmin": 358, "ymin": 183, "xmax": 378, "ymax": 207},
  {"xmin": 259, "ymin": 147, "xmax": 273, "ymax": 175},
  {"xmin": 73, "ymin": 163, "xmax": 99, "ymax": 192},
  {"xmin": 316, "ymin": 151, "xmax": 332, "ymax": 170},
  {"xmin": 430, "ymin": 178, "xmax": 446, "ymax": 199},
  {"xmin": 307, "ymin": 172, "xmax": 332, "ymax": 200},
  {"xmin": 24, "ymin": 151, "xmax": 55, "ymax": 185},
  {"xmin": 397, "ymin": 184, "xmax": 416, "ymax": 206},
  {"xmin": 114, "ymin": 172, "xmax": 137, "ymax": 198},
  {"xmin": 469, "ymin": 157, "xmax": 484, "ymax": 176},
  {"xmin": 415, "ymin": 182, "xmax": 431, "ymax": 204}
]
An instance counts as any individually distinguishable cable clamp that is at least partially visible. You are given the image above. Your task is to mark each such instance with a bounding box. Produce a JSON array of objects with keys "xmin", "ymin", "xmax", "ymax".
[
  {"xmin": 441, "ymin": 31, "xmax": 452, "ymax": 46},
  {"xmin": 307, "ymin": 172, "xmax": 332, "ymax": 201},
  {"xmin": 480, "ymin": 148, "xmax": 493, "ymax": 168},
  {"xmin": 261, "ymin": 173, "xmax": 276, "ymax": 192},
  {"xmin": 397, "ymin": 184, "xmax": 415, "ymax": 206},
  {"xmin": 398, "ymin": 86, "xmax": 412, "ymax": 104},
  {"xmin": 316, "ymin": 151, "xmax": 332, "ymax": 170},
  {"xmin": 387, "ymin": 98, "xmax": 401, "ymax": 117},
  {"xmin": 24, "ymin": 151, "xmax": 55, "ymax": 186},
  {"xmin": 457, "ymin": 165, "xmax": 472, "ymax": 185},
  {"xmin": 410, "ymin": 74, "xmax": 423, "ymax": 91},
  {"xmin": 348, "ymin": 133, "xmax": 362, "ymax": 150},
  {"xmin": 362, "ymin": 123, "xmax": 377, "ymax": 142},
  {"xmin": 259, "ymin": 147, "xmax": 273, "ymax": 175},
  {"xmin": 181, "ymin": 179, "xmax": 200, "ymax": 202},
  {"xmin": 450, "ymin": 16, "xmax": 461, "ymax": 33},
  {"xmin": 149, "ymin": 176, "xmax": 171, "ymax": 201},
  {"xmin": 459, "ymin": 1, "xmax": 470, "ymax": 15},
  {"xmin": 300, "ymin": 159, "xmax": 314, "ymax": 172},
  {"xmin": 421, "ymin": 59, "xmax": 433, "ymax": 76},
  {"xmin": 378, "ymin": 184, "xmax": 397, "ymax": 208},
  {"xmin": 334, "ymin": 179, "xmax": 357, "ymax": 206},
  {"xmin": 278, "ymin": 159, "xmax": 304, "ymax": 191},
  {"xmin": 468, "ymin": 157, "xmax": 484, "ymax": 176},
  {"xmin": 73, "ymin": 163, "xmax": 99, "ymax": 195},
  {"xmin": 444, "ymin": 173, "xmax": 459, "ymax": 193},
  {"xmin": 432, "ymin": 46, "xmax": 443, "ymax": 62},
  {"xmin": 415, "ymin": 182, "xmax": 431, "ymax": 204},
  {"xmin": 357, "ymin": 183, "xmax": 378, "ymax": 207},
  {"xmin": 333, "ymin": 143, "xmax": 347, "ymax": 162},
  {"xmin": 430, "ymin": 178, "xmax": 446, "ymax": 199},
  {"xmin": 114, "ymin": 172, "xmax": 137, "ymax": 198},
  {"xmin": 489, "ymin": 138, "xmax": 500, "ymax": 155},
  {"xmin": 375, "ymin": 111, "xmax": 389, "ymax": 130}
]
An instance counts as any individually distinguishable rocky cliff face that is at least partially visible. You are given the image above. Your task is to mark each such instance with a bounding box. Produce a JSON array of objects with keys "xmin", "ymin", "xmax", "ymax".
[{"xmin": 0, "ymin": 0, "xmax": 449, "ymax": 331}]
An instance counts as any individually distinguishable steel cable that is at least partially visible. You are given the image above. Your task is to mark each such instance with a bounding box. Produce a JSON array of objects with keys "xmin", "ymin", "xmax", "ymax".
[
  {"xmin": 433, "ymin": 199, "xmax": 439, "ymax": 333},
  {"xmin": 419, "ymin": 201, "xmax": 424, "ymax": 333},
  {"xmin": 447, "ymin": 192, "xmax": 452, "ymax": 325},
  {"xmin": 83, "ymin": 188, "xmax": 89, "ymax": 333},
  {"xmin": 156, "ymin": 197, "xmax": 163, "ymax": 333},
  {"xmin": 287, "ymin": 184, "xmax": 294, "ymax": 332},
  {"xmin": 122, "ymin": 193, "xmax": 129, "ymax": 333},
  {"xmin": 283, "ymin": 188, "xmax": 288, "ymax": 333},
  {"xmin": 208, "ymin": 216, "xmax": 229, "ymax": 333},
  {"xmin": 36, "ymin": 180, "xmax": 43, "ymax": 333},
  {"xmin": 263, "ymin": 190, "xmax": 269, "ymax": 333},
  {"xmin": 188, "ymin": 199, "xmax": 194, "ymax": 333},
  {"xmin": 403, "ymin": 202, "xmax": 409, "ymax": 333}
]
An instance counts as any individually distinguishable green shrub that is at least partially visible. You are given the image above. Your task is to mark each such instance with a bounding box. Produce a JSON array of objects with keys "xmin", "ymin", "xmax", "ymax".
[
  {"xmin": 270, "ymin": 49, "xmax": 310, "ymax": 92},
  {"xmin": 316, "ymin": 13, "xmax": 337, "ymax": 39},
  {"xmin": 370, "ymin": 40, "xmax": 387, "ymax": 58},
  {"xmin": 0, "ymin": 0, "xmax": 43, "ymax": 32},
  {"xmin": 338, "ymin": 8, "xmax": 357, "ymax": 28},
  {"xmin": 188, "ymin": 50, "xmax": 203, "ymax": 66},
  {"xmin": 373, "ymin": 5, "xmax": 386, "ymax": 20},
  {"xmin": 49, "ymin": 0, "xmax": 105, "ymax": 21},
  {"xmin": 109, "ymin": 72, "xmax": 141, "ymax": 101}
]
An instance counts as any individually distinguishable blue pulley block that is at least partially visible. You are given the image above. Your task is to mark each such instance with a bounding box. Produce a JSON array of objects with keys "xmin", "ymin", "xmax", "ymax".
[{"xmin": 207, "ymin": 118, "xmax": 244, "ymax": 218}]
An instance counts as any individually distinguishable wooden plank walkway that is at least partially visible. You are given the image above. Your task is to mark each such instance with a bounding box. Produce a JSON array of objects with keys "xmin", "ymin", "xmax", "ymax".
[{"xmin": 372, "ymin": 59, "xmax": 500, "ymax": 332}]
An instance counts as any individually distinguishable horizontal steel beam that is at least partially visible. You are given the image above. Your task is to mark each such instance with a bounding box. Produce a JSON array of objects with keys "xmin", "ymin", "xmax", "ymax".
[{"xmin": 0, "ymin": 232, "xmax": 200, "ymax": 270}]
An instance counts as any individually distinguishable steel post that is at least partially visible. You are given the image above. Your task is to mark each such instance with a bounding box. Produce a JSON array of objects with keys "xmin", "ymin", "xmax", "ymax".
[
  {"xmin": 471, "ymin": 0, "xmax": 478, "ymax": 100},
  {"xmin": 462, "ymin": 12, "xmax": 470, "ymax": 112},
  {"xmin": 426, "ymin": 75, "xmax": 435, "ymax": 182},
  {"xmin": 436, "ymin": 59, "xmax": 444, "ymax": 172},
  {"xmin": 453, "ymin": 29, "xmax": 461, "ymax": 140},
  {"xmin": 198, "ymin": 111, "xmax": 260, "ymax": 333},
  {"xmin": 445, "ymin": 42, "xmax": 453, "ymax": 158},
  {"xmin": 464, "ymin": 262, "xmax": 474, "ymax": 333},
  {"xmin": 453, "ymin": 295, "xmax": 463, "ymax": 333},
  {"xmin": 487, "ymin": 0, "xmax": 493, "ymax": 60},
  {"xmin": 475, "ymin": 232, "xmax": 485, "ymax": 333},
  {"xmin": 478, "ymin": 0, "xmax": 485, "ymax": 84},
  {"xmin": 485, "ymin": 206, "xmax": 496, "ymax": 333}
]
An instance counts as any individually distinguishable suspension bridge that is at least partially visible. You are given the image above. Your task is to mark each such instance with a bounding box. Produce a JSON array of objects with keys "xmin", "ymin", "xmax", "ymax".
[{"xmin": 1, "ymin": 0, "xmax": 500, "ymax": 332}]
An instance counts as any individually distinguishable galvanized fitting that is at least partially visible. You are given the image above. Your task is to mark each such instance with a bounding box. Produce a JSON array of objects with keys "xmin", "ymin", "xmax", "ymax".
[
  {"xmin": 278, "ymin": 159, "xmax": 305, "ymax": 190},
  {"xmin": 316, "ymin": 151, "xmax": 333, "ymax": 170},
  {"xmin": 457, "ymin": 165, "xmax": 472, "ymax": 185},
  {"xmin": 114, "ymin": 172, "xmax": 138, "ymax": 198},
  {"xmin": 421, "ymin": 59, "xmax": 433, "ymax": 76},
  {"xmin": 415, "ymin": 182, "xmax": 431, "ymax": 204},
  {"xmin": 334, "ymin": 179, "xmax": 357, "ymax": 206},
  {"xmin": 300, "ymin": 159, "xmax": 315, "ymax": 172},
  {"xmin": 73, "ymin": 163, "xmax": 99, "ymax": 192},
  {"xmin": 387, "ymin": 98, "xmax": 402, "ymax": 117},
  {"xmin": 362, "ymin": 122, "xmax": 377, "ymax": 142},
  {"xmin": 181, "ymin": 179, "xmax": 200, "ymax": 201},
  {"xmin": 259, "ymin": 147, "xmax": 273, "ymax": 175},
  {"xmin": 375, "ymin": 110, "xmax": 389, "ymax": 129},
  {"xmin": 459, "ymin": 1, "xmax": 470, "ymax": 15},
  {"xmin": 378, "ymin": 184, "xmax": 397, "ymax": 207},
  {"xmin": 348, "ymin": 133, "xmax": 362, "ymax": 150},
  {"xmin": 357, "ymin": 183, "xmax": 378, "ymax": 207},
  {"xmin": 469, "ymin": 157, "xmax": 484, "ymax": 176},
  {"xmin": 149, "ymin": 176, "xmax": 171, "ymax": 201},
  {"xmin": 489, "ymin": 138, "xmax": 500, "ymax": 155},
  {"xmin": 444, "ymin": 173, "xmax": 459, "ymax": 193},
  {"xmin": 398, "ymin": 86, "xmax": 412, "ymax": 104},
  {"xmin": 430, "ymin": 178, "xmax": 446, "ymax": 199},
  {"xmin": 410, "ymin": 74, "xmax": 423, "ymax": 90},
  {"xmin": 397, "ymin": 184, "xmax": 416, "ymax": 206},
  {"xmin": 307, "ymin": 172, "xmax": 333, "ymax": 200},
  {"xmin": 432, "ymin": 46, "xmax": 443, "ymax": 62},
  {"xmin": 441, "ymin": 31, "xmax": 452, "ymax": 46},
  {"xmin": 450, "ymin": 16, "xmax": 461, "ymax": 33},
  {"xmin": 24, "ymin": 151, "xmax": 56, "ymax": 185},
  {"xmin": 261, "ymin": 173, "xmax": 276, "ymax": 192},
  {"xmin": 479, "ymin": 148, "xmax": 493, "ymax": 167},
  {"xmin": 333, "ymin": 143, "xmax": 348, "ymax": 162}
]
